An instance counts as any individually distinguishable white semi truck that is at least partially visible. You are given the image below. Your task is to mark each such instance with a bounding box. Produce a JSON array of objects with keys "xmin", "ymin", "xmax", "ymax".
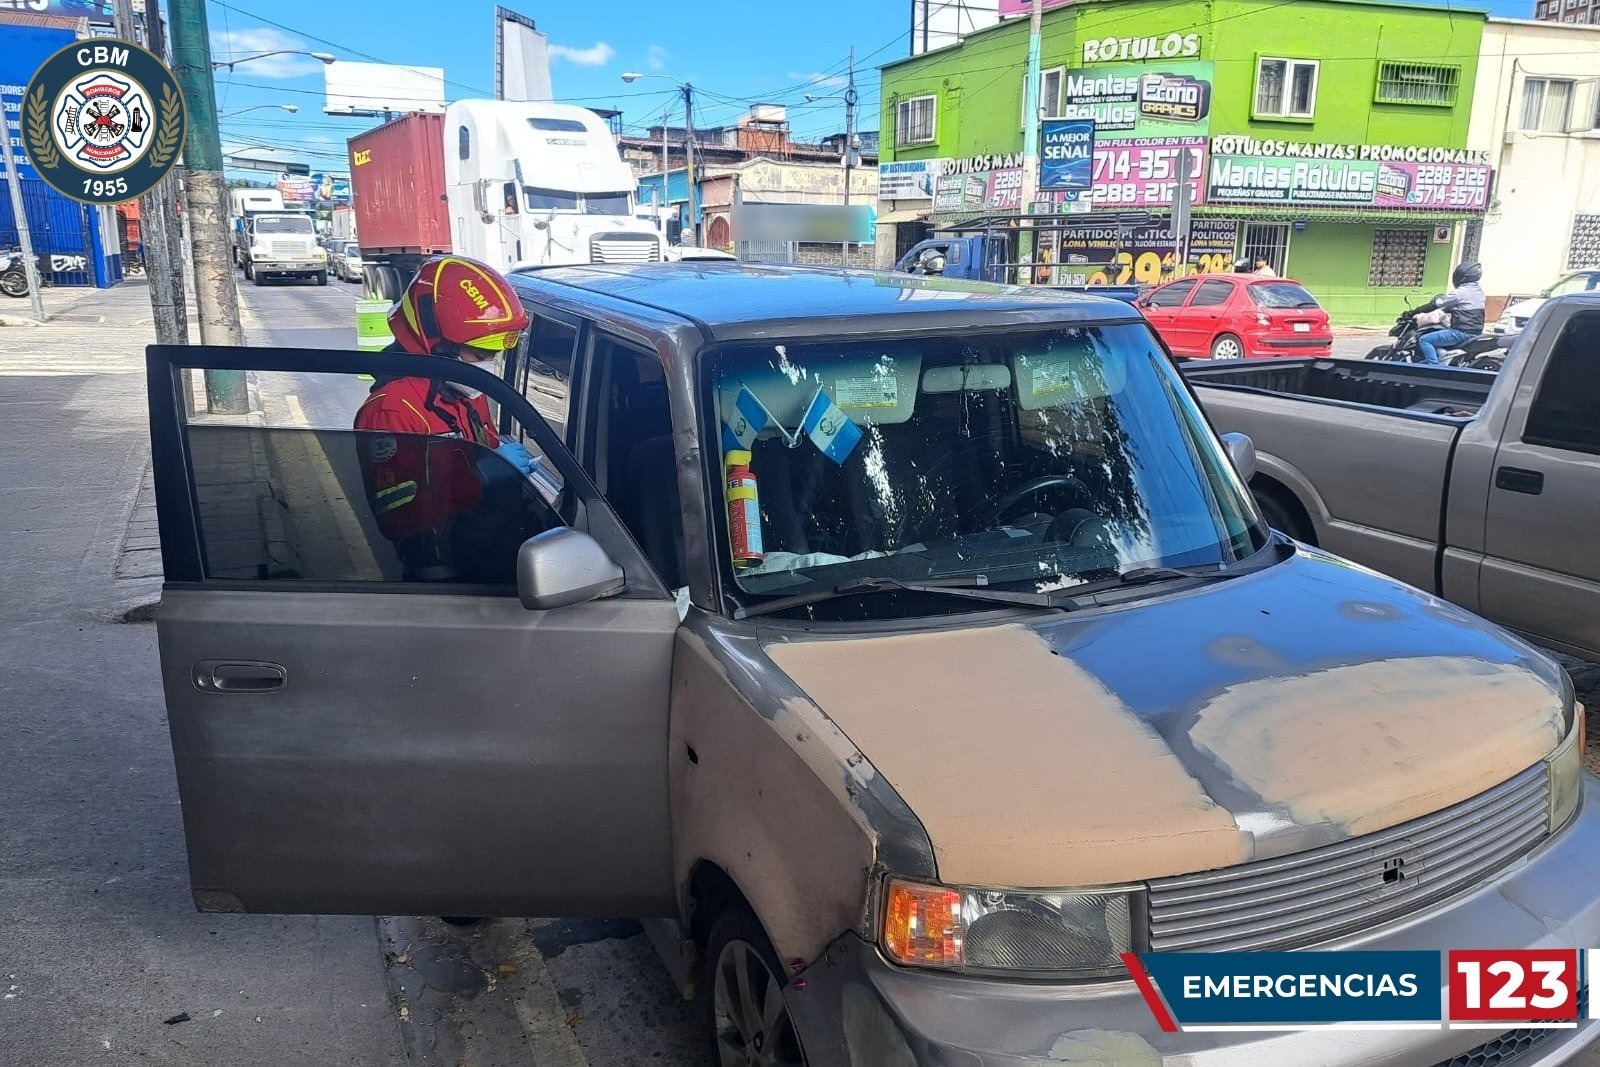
[{"xmin": 350, "ymin": 100, "xmax": 665, "ymax": 298}]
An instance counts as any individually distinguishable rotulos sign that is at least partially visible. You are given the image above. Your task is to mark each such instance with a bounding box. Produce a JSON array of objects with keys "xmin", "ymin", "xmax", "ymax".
[
  {"xmin": 1210, "ymin": 135, "xmax": 1492, "ymax": 167},
  {"xmin": 1082, "ymin": 33, "xmax": 1201, "ymax": 63}
]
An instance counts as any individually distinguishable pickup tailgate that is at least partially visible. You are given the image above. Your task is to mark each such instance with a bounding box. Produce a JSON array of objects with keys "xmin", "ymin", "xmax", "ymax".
[{"xmin": 1190, "ymin": 373, "xmax": 1467, "ymax": 594}]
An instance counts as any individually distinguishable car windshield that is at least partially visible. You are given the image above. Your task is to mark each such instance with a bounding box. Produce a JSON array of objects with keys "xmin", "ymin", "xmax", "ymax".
[
  {"xmin": 1248, "ymin": 282, "xmax": 1319, "ymax": 309},
  {"xmin": 254, "ymin": 216, "xmax": 313, "ymax": 235},
  {"xmin": 343, "ymin": 243, "xmax": 360, "ymax": 257},
  {"xmin": 706, "ymin": 324, "xmax": 1264, "ymax": 606},
  {"xmin": 524, "ymin": 187, "xmax": 580, "ymax": 211},
  {"xmin": 1546, "ymin": 273, "xmax": 1595, "ymax": 298},
  {"xmin": 584, "ymin": 192, "xmax": 632, "ymax": 216}
]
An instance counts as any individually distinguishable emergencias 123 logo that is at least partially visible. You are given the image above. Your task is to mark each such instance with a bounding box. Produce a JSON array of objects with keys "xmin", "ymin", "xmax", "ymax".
[{"xmin": 22, "ymin": 39, "xmax": 186, "ymax": 205}]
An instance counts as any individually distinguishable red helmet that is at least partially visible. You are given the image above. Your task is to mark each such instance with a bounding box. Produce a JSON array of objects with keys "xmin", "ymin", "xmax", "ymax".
[{"xmin": 389, "ymin": 255, "xmax": 530, "ymax": 357}]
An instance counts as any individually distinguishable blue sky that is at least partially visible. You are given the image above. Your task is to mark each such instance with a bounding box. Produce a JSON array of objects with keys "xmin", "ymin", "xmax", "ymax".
[{"xmin": 208, "ymin": 0, "xmax": 1535, "ymax": 171}]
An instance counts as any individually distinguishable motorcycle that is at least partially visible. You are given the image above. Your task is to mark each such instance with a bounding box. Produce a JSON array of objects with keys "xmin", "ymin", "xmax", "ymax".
[
  {"xmin": 0, "ymin": 247, "xmax": 27, "ymax": 299},
  {"xmin": 0, "ymin": 250, "xmax": 88, "ymax": 298},
  {"xmin": 1364, "ymin": 300, "xmax": 1507, "ymax": 372}
]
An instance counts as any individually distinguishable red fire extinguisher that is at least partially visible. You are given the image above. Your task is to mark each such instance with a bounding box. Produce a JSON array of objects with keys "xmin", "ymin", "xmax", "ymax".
[{"xmin": 725, "ymin": 449, "xmax": 764, "ymax": 568}]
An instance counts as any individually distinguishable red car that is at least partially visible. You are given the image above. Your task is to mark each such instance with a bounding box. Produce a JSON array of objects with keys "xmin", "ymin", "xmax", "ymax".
[{"xmin": 1136, "ymin": 273, "xmax": 1333, "ymax": 360}]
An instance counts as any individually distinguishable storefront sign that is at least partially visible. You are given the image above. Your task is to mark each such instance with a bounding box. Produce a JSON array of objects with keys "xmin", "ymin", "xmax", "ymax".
[
  {"xmin": 878, "ymin": 159, "xmax": 936, "ymax": 200},
  {"xmin": 1052, "ymin": 217, "xmax": 1237, "ymax": 286},
  {"xmin": 1082, "ymin": 32, "xmax": 1201, "ymax": 63},
  {"xmin": 1063, "ymin": 62, "xmax": 1213, "ymax": 139},
  {"xmin": 1039, "ymin": 119, "xmax": 1095, "ymax": 191},
  {"xmin": 1208, "ymin": 154, "xmax": 1490, "ymax": 210},
  {"xmin": 1087, "ymin": 137, "xmax": 1207, "ymax": 209},
  {"xmin": 986, "ymin": 167, "xmax": 1024, "ymax": 211},
  {"xmin": 1210, "ymin": 134, "xmax": 1491, "ymax": 167}
]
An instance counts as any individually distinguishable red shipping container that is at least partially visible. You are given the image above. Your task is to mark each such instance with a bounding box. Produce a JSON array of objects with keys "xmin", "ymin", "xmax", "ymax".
[{"xmin": 348, "ymin": 113, "xmax": 451, "ymax": 256}]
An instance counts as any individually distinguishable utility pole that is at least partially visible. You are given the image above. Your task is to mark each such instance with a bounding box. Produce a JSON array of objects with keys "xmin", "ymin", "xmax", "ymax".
[
  {"xmin": 1, "ymin": 105, "xmax": 47, "ymax": 322},
  {"xmin": 660, "ymin": 111, "xmax": 669, "ymax": 227},
  {"xmin": 841, "ymin": 44, "xmax": 857, "ymax": 268},
  {"xmin": 167, "ymin": 0, "xmax": 248, "ymax": 413},
  {"xmin": 1018, "ymin": 0, "xmax": 1045, "ymax": 285},
  {"xmin": 1171, "ymin": 146, "xmax": 1192, "ymax": 279},
  {"xmin": 119, "ymin": 0, "xmax": 187, "ymax": 345},
  {"xmin": 682, "ymin": 84, "xmax": 698, "ymax": 246}
]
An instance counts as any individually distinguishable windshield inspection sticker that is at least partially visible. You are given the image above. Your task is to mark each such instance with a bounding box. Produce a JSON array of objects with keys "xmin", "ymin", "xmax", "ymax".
[
  {"xmin": 833, "ymin": 374, "xmax": 899, "ymax": 410},
  {"xmin": 801, "ymin": 386, "xmax": 863, "ymax": 465}
]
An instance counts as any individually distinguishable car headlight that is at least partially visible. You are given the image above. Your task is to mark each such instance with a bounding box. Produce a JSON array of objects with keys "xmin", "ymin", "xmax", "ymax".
[
  {"xmin": 880, "ymin": 876, "xmax": 1143, "ymax": 979},
  {"xmin": 1546, "ymin": 702, "xmax": 1585, "ymax": 833}
]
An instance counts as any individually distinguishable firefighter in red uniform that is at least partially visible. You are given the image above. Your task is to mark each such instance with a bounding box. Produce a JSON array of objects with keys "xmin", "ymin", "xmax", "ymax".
[{"xmin": 354, "ymin": 255, "xmax": 537, "ymax": 581}]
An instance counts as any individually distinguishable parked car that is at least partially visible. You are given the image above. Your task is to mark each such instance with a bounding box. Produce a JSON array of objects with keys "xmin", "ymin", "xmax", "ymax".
[
  {"xmin": 1186, "ymin": 291, "xmax": 1600, "ymax": 660},
  {"xmin": 1138, "ymin": 273, "xmax": 1333, "ymax": 360},
  {"xmin": 1493, "ymin": 267, "xmax": 1600, "ymax": 334},
  {"xmin": 331, "ymin": 241, "xmax": 365, "ymax": 284},
  {"xmin": 145, "ymin": 266, "xmax": 1597, "ymax": 1066}
]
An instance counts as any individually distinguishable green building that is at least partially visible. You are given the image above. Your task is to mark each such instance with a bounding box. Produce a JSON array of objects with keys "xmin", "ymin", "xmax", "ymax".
[{"xmin": 876, "ymin": 0, "xmax": 1493, "ymax": 323}]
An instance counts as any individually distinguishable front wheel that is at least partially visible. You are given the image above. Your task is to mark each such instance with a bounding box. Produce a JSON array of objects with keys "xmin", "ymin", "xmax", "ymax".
[
  {"xmin": 316, "ymin": 270, "xmax": 328, "ymax": 286},
  {"xmin": 706, "ymin": 910, "xmax": 807, "ymax": 1067},
  {"xmin": 1365, "ymin": 344, "xmax": 1398, "ymax": 361},
  {"xmin": 0, "ymin": 269, "xmax": 28, "ymax": 298},
  {"xmin": 1210, "ymin": 333, "xmax": 1244, "ymax": 361},
  {"xmin": 252, "ymin": 268, "xmax": 266, "ymax": 286}
]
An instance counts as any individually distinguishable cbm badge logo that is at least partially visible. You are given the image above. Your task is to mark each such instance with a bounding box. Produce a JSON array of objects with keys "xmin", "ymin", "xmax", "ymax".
[{"xmin": 22, "ymin": 39, "xmax": 186, "ymax": 205}]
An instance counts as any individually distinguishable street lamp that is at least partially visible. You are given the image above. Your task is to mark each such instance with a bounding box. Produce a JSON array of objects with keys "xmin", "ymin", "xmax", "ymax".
[
  {"xmin": 218, "ymin": 104, "xmax": 300, "ymax": 118},
  {"xmin": 211, "ymin": 50, "xmax": 335, "ymax": 72},
  {"xmin": 622, "ymin": 71, "xmax": 698, "ymax": 245}
]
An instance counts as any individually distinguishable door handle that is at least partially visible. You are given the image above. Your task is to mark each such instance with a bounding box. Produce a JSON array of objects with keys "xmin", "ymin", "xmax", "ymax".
[
  {"xmin": 1494, "ymin": 466, "xmax": 1544, "ymax": 495},
  {"xmin": 193, "ymin": 660, "xmax": 287, "ymax": 693}
]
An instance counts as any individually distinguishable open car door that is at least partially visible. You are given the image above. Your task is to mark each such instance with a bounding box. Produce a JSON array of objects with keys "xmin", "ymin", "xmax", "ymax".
[{"xmin": 146, "ymin": 344, "xmax": 677, "ymax": 918}]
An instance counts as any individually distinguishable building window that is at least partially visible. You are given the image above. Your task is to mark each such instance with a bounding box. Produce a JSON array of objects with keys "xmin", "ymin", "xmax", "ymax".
[
  {"xmin": 1255, "ymin": 58, "xmax": 1318, "ymax": 119},
  {"xmin": 1521, "ymin": 78, "xmax": 1573, "ymax": 132},
  {"xmin": 1369, "ymin": 228, "xmax": 1429, "ymax": 288},
  {"xmin": 458, "ymin": 125, "xmax": 470, "ymax": 160},
  {"xmin": 896, "ymin": 95, "xmax": 937, "ymax": 147},
  {"xmin": 1375, "ymin": 63, "xmax": 1460, "ymax": 106},
  {"xmin": 1020, "ymin": 68, "xmax": 1066, "ymax": 126}
]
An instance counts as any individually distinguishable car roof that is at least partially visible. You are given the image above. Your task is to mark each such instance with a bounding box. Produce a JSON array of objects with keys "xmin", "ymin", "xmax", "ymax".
[
  {"xmin": 1159, "ymin": 273, "xmax": 1309, "ymax": 286},
  {"xmin": 508, "ymin": 262, "xmax": 1145, "ymax": 342}
]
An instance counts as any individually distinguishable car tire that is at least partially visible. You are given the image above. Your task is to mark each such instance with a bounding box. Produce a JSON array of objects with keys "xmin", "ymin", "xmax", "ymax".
[
  {"xmin": 1210, "ymin": 333, "xmax": 1245, "ymax": 361},
  {"xmin": 1254, "ymin": 486, "xmax": 1313, "ymax": 543},
  {"xmin": 704, "ymin": 909, "xmax": 807, "ymax": 1067},
  {"xmin": 252, "ymin": 269, "xmax": 266, "ymax": 286},
  {"xmin": 316, "ymin": 270, "xmax": 328, "ymax": 286},
  {"xmin": 243, "ymin": 260, "xmax": 254, "ymax": 281}
]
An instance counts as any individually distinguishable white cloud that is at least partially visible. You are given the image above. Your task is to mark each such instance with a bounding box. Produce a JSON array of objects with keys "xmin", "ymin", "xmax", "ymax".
[
  {"xmin": 548, "ymin": 41, "xmax": 617, "ymax": 67},
  {"xmin": 209, "ymin": 27, "xmax": 325, "ymax": 79},
  {"xmin": 788, "ymin": 71, "xmax": 848, "ymax": 89},
  {"xmin": 647, "ymin": 44, "xmax": 668, "ymax": 71}
]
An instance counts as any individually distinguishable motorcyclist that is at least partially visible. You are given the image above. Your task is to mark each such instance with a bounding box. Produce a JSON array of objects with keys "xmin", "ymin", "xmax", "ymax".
[
  {"xmin": 353, "ymin": 254, "xmax": 538, "ymax": 581},
  {"xmin": 1416, "ymin": 261, "xmax": 1486, "ymax": 366}
]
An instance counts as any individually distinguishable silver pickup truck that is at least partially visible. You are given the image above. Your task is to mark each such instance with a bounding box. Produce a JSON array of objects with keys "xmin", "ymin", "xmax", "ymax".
[{"xmin": 1186, "ymin": 292, "xmax": 1600, "ymax": 659}]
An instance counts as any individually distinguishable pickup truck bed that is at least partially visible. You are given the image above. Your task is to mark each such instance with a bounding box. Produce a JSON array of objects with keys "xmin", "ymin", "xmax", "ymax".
[
  {"xmin": 1183, "ymin": 358, "xmax": 1493, "ymax": 417},
  {"xmin": 1182, "ymin": 293, "xmax": 1600, "ymax": 661}
]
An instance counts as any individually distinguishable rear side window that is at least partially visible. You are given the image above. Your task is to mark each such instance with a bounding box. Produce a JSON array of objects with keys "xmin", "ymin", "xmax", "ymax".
[
  {"xmin": 1249, "ymin": 283, "xmax": 1319, "ymax": 309},
  {"xmin": 1147, "ymin": 280, "xmax": 1197, "ymax": 308},
  {"xmin": 1189, "ymin": 280, "xmax": 1234, "ymax": 307},
  {"xmin": 1524, "ymin": 310, "xmax": 1600, "ymax": 454}
]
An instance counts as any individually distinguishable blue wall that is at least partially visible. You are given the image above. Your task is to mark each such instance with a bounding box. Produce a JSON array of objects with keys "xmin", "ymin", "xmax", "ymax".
[
  {"xmin": 637, "ymin": 169, "xmax": 699, "ymax": 233},
  {"xmin": 1, "ymin": 23, "xmax": 124, "ymax": 287}
]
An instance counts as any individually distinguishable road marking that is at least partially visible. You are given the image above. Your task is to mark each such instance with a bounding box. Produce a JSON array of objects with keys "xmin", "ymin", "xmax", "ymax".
[
  {"xmin": 282, "ymin": 392, "xmax": 310, "ymax": 429},
  {"xmin": 508, "ymin": 931, "xmax": 591, "ymax": 1067}
]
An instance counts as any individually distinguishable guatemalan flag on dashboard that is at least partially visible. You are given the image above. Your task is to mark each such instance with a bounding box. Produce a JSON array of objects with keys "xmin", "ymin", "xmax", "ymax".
[
  {"xmin": 801, "ymin": 386, "xmax": 863, "ymax": 465},
  {"xmin": 723, "ymin": 385, "xmax": 772, "ymax": 453}
]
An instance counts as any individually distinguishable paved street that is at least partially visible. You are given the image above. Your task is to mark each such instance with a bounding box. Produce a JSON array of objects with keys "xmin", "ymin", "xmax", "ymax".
[{"xmin": 0, "ymin": 276, "xmax": 1595, "ymax": 1067}]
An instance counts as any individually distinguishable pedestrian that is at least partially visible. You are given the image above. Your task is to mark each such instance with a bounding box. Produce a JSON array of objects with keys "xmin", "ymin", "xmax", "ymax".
[
  {"xmin": 353, "ymin": 254, "xmax": 539, "ymax": 582},
  {"xmin": 1252, "ymin": 255, "xmax": 1278, "ymax": 277},
  {"xmin": 1416, "ymin": 261, "xmax": 1486, "ymax": 366}
]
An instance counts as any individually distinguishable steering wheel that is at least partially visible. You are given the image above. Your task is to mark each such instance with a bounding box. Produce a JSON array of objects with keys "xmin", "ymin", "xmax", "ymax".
[{"xmin": 978, "ymin": 474, "xmax": 1093, "ymax": 530}]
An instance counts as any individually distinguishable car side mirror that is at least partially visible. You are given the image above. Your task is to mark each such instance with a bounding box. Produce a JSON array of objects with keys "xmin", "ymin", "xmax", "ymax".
[
  {"xmin": 1221, "ymin": 432, "xmax": 1257, "ymax": 482},
  {"xmin": 516, "ymin": 528, "xmax": 625, "ymax": 611}
]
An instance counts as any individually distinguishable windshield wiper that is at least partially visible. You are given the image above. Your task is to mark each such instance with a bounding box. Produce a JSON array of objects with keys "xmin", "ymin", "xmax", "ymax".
[
  {"xmin": 1046, "ymin": 562, "xmax": 1234, "ymax": 605},
  {"xmin": 735, "ymin": 575, "xmax": 1057, "ymax": 621}
]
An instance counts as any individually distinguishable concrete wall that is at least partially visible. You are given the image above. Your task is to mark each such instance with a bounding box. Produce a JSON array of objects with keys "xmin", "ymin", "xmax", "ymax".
[{"xmin": 1470, "ymin": 18, "xmax": 1600, "ymax": 303}]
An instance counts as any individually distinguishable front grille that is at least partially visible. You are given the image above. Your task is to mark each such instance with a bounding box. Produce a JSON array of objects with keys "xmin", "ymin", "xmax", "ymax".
[
  {"xmin": 1148, "ymin": 764, "xmax": 1549, "ymax": 953},
  {"xmin": 268, "ymin": 241, "xmax": 305, "ymax": 255},
  {"xmin": 589, "ymin": 235, "xmax": 660, "ymax": 264},
  {"xmin": 1432, "ymin": 1023, "xmax": 1562, "ymax": 1067}
]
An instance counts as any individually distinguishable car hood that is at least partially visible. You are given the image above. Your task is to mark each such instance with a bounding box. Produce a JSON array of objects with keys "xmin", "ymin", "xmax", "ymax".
[
  {"xmin": 761, "ymin": 548, "xmax": 1567, "ymax": 888},
  {"xmin": 1501, "ymin": 296, "xmax": 1545, "ymax": 321}
]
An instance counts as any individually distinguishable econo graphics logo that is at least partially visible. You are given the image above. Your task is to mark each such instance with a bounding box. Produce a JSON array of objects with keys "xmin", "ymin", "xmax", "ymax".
[{"xmin": 22, "ymin": 39, "xmax": 186, "ymax": 205}]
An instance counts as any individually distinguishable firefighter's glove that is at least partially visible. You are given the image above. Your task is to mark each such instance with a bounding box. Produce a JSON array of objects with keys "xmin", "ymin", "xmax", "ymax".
[{"xmin": 494, "ymin": 440, "xmax": 540, "ymax": 475}]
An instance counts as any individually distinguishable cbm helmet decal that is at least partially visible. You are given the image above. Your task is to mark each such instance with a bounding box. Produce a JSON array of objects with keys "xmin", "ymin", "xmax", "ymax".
[{"xmin": 23, "ymin": 39, "xmax": 186, "ymax": 205}]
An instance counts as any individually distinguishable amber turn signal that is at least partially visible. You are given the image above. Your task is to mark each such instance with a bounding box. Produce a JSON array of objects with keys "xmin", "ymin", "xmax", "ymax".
[{"xmin": 882, "ymin": 879, "xmax": 964, "ymax": 968}]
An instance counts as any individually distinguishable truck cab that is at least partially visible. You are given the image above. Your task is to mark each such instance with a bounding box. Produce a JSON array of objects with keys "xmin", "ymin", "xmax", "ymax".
[{"xmin": 446, "ymin": 100, "xmax": 664, "ymax": 270}]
